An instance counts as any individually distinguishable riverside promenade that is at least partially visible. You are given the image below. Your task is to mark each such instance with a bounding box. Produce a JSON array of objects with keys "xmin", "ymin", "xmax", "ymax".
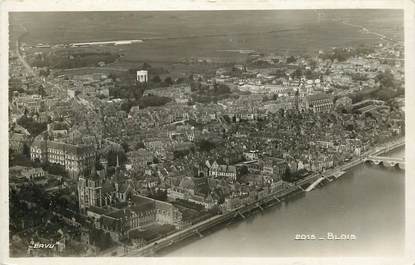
[
  {"xmin": 295, "ymin": 138, "xmax": 405, "ymax": 189},
  {"xmin": 113, "ymin": 138, "xmax": 404, "ymax": 257}
]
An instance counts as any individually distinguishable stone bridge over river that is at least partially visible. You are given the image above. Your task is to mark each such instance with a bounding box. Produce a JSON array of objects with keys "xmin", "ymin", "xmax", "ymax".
[{"xmin": 365, "ymin": 155, "xmax": 405, "ymax": 169}]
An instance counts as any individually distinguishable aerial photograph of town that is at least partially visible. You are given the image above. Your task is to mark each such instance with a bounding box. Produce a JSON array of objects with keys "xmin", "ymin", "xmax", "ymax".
[{"xmin": 7, "ymin": 9, "xmax": 405, "ymax": 257}]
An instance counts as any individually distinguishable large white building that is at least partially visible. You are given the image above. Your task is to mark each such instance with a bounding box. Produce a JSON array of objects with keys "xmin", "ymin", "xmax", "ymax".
[
  {"xmin": 30, "ymin": 133, "xmax": 97, "ymax": 179},
  {"xmin": 136, "ymin": 70, "xmax": 148, "ymax": 83}
]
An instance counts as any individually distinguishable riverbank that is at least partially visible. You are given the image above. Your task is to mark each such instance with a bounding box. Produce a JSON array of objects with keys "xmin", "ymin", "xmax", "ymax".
[
  {"xmin": 117, "ymin": 138, "xmax": 405, "ymax": 257},
  {"xmin": 163, "ymin": 156, "xmax": 404, "ymax": 256},
  {"xmin": 121, "ymin": 184, "xmax": 302, "ymax": 257},
  {"xmin": 295, "ymin": 138, "xmax": 405, "ymax": 189}
]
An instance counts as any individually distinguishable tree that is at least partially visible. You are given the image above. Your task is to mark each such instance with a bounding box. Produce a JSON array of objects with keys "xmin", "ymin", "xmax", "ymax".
[
  {"xmin": 335, "ymin": 96, "xmax": 353, "ymax": 113},
  {"xmin": 292, "ymin": 68, "xmax": 303, "ymax": 79},
  {"xmin": 90, "ymin": 229, "xmax": 114, "ymax": 250},
  {"xmin": 223, "ymin": 115, "xmax": 231, "ymax": 123},
  {"xmin": 106, "ymin": 149, "xmax": 127, "ymax": 167},
  {"xmin": 22, "ymin": 143, "xmax": 30, "ymax": 159},
  {"xmin": 141, "ymin": 62, "xmax": 152, "ymax": 70},
  {"xmin": 375, "ymin": 70, "xmax": 396, "ymax": 89},
  {"xmin": 149, "ymin": 189, "xmax": 167, "ymax": 201},
  {"xmin": 135, "ymin": 142, "xmax": 145, "ymax": 149},
  {"xmin": 17, "ymin": 116, "xmax": 47, "ymax": 137},
  {"xmin": 164, "ymin": 76, "xmax": 173, "ymax": 86},
  {"xmin": 282, "ymin": 167, "xmax": 292, "ymax": 182},
  {"xmin": 190, "ymin": 81, "xmax": 201, "ymax": 91},
  {"xmin": 174, "ymin": 149, "xmax": 192, "ymax": 159},
  {"xmin": 213, "ymin": 84, "xmax": 231, "ymax": 95},
  {"xmin": 42, "ymin": 163, "xmax": 68, "ymax": 177},
  {"xmin": 309, "ymin": 60, "xmax": 317, "ymax": 69},
  {"xmin": 38, "ymin": 85, "xmax": 47, "ymax": 97},
  {"xmin": 39, "ymin": 68, "xmax": 50, "ymax": 78},
  {"xmin": 239, "ymin": 165, "xmax": 248, "ymax": 175},
  {"xmin": 138, "ymin": 95, "xmax": 171, "ymax": 108},
  {"xmin": 273, "ymin": 68, "xmax": 287, "ymax": 78},
  {"xmin": 120, "ymin": 100, "xmax": 134, "ymax": 113},
  {"xmin": 107, "ymin": 73, "xmax": 117, "ymax": 81},
  {"xmin": 196, "ymin": 139, "xmax": 216, "ymax": 152},
  {"xmin": 151, "ymin": 75, "xmax": 161, "ymax": 83},
  {"xmin": 121, "ymin": 142, "xmax": 129, "ymax": 153},
  {"xmin": 286, "ymin": 56, "xmax": 296, "ymax": 64},
  {"xmin": 188, "ymin": 74, "xmax": 194, "ymax": 82}
]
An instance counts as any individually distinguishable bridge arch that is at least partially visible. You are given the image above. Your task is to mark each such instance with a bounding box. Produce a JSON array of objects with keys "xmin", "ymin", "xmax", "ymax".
[
  {"xmin": 365, "ymin": 155, "xmax": 405, "ymax": 170},
  {"xmin": 383, "ymin": 161, "xmax": 397, "ymax": 167}
]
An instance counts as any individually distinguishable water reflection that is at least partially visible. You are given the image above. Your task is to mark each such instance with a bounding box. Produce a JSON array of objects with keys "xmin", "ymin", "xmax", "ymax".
[{"xmin": 160, "ymin": 148, "xmax": 405, "ymax": 257}]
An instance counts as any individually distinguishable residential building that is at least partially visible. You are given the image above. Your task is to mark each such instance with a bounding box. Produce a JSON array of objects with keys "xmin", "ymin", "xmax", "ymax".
[
  {"xmin": 206, "ymin": 160, "xmax": 238, "ymax": 181},
  {"xmin": 261, "ymin": 157, "xmax": 287, "ymax": 182},
  {"xmin": 30, "ymin": 134, "xmax": 96, "ymax": 178}
]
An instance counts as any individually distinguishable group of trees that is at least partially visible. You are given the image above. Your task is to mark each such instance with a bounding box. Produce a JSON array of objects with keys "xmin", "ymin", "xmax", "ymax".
[
  {"xmin": 38, "ymin": 68, "xmax": 50, "ymax": 77},
  {"xmin": 9, "ymin": 78, "xmax": 24, "ymax": 99},
  {"xmin": 282, "ymin": 168, "xmax": 309, "ymax": 183},
  {"xmin": 38, "ymin": 84, "xmax": 47, "ymax": 96},
  {"xmin": 125, "ymin": 63, "xmax": 178, "ymax": 88},
  {"xmin": 195, "ymin": 139, "xmax": 217, "ymax": 152},
  {"xmin": 319, "ymin": 46, "xmax": 376, "ymax": 62},
  {"xmin": 42, "ymin": 162, "xmax": 68, "ymax": 177},
  {"xmin": 139, "ymin": 94, "xmax": 171, "ymax": 108},
  {"xmin": 334, "ymin": 96, "xmax": 353, "ymax": 113},
  {"xmin": 30, "ymin": 52, "xmax": 119, "ymax": 69},
  {"xmin": 174, "ymin": 198, "xmax": 205, "ymax": 212},
  {"xmin": 191, "ymin": 81, "xmax": 231, "ymax": 96},
  {"xmin": 351, "ymin": 73, "xmax": 369, "ymax": 82},
  {"xmin": 148, "ymin": 188, "xmax": 168, "ymax": 201},
  {"xmin": 89, "ymin": 228, "xmax": 114, "ymax": 250},
  {"xmin": 375, "ymin": 70, "xmax": 400, "ymax": 90},
  {"xmin": 9, "ymin": 146, "xmax": 34, "ymax": 168},
  {"xmin": 262, "ymin": 94, "xmax": 279, "ymax": 102},
  {"xmin": 348, "ymin": 69, "xmax": 403, "ymax": 103},
  {"xmin": 291, "ymin": 67, "xmax": 321, "ymax": 80},
  {"xmin": 173, "ymin": 147, "xmax": 195, "ymax": 159},
  {"xmin": 10, "ymin": 146, "xmax": 68, "ymax": 178},
  {"xmin": 9, "ymin": 184, "xmax": 51, "ymax": 232},
  {"xmin": 110, "ymin": 75, "xmax": 181, "ymax": 101},
  {"xmin": 17, "ymin": 115, "xmax": 47, "ymax": 137},
  {"xmin": 190, "ymin": 82, "xmax": 232, "ymax": 104},
  {"xmin": 150, "ymin": 75, "xmax": 176, "ymax": 87},
  {"xmin": 106, "ymin": 149, "xmax": 127, "ymax": 167},
  {"xmin": 10, "ymin": 143, "xmax": 67, "ymax": 177},
  {"xmin": 248, "ymin": 59, "xmax": 274, "ymax": 68},
  {"xmin": 372, "ymin": 70, "xmax": 404, "ymax": 101},
  {"xmin": 272, "ymin": 68, "xmax": 288, "ymax": 79},
  {"xmin": 109, "ymin": 75, "xmax": 145, "ymax": 101},
  {"xmin": 120, "ymin": 94, "xmax": 172, "ymax": 113},
  {"xmin": 286, "ymin": 55, "xmax": 297, "ymax": 64}
]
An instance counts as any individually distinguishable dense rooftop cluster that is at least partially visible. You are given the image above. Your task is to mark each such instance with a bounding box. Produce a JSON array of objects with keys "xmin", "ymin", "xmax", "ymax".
[{"xmin": 9, "ymin": 38, "xmax": 404, "ymax": 256}]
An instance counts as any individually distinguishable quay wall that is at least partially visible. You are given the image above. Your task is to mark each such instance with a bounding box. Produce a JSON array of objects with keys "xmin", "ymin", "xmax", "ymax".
[
  {"xmin": 123, "ymin": 186, "xmax": 301, "ymax": 256},
  {"xmin": 295, "ymin": 138, "xmax": 404, "ymax": 187},
  {"xmin": 122, "ymin": 138, "xmax": 404, "ymax": 257}
]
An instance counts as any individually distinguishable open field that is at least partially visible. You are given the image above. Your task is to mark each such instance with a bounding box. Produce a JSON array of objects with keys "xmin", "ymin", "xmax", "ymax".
[{"xmin": 10, "ymin": 10, "xmax": 403, "ymax": 63}]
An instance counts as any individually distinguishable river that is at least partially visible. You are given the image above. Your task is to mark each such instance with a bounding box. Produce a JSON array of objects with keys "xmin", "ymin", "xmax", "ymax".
[{"xmin": 160, "ymin": 147, "xmax": 405, "ymax": 257}]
